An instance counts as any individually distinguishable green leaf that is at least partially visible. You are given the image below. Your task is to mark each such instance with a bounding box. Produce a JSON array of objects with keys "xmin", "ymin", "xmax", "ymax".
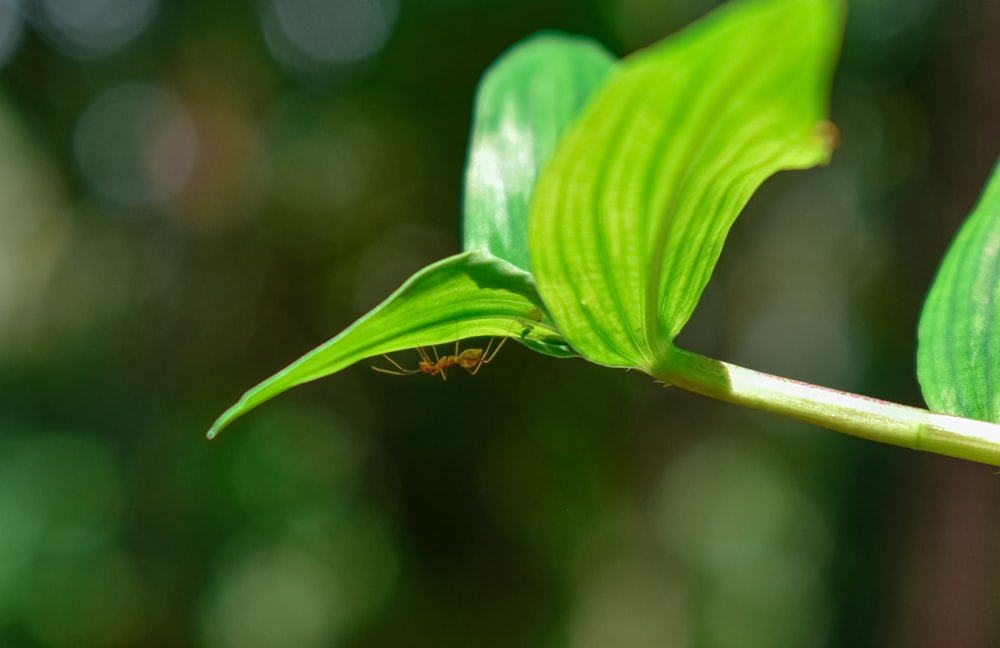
[
  {"xmin": 463, "ymin": 32, "xmax": 617, "ymax": 272},
  {"xmin": 918, "ymin": 157, "xmax": 1000, "ymax": 422},
  {"xmin": 529, "ymin": 0, "xmax": 842, "ymax": 370},
  {"xmin": 209, "ymin": 252, "xmax": 573, "ymax": 438}
]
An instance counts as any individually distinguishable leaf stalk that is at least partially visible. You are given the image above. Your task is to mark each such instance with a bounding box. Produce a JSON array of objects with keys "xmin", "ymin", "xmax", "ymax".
[{"xmin": 658, "ymin": 346, "xmax": 1000, "ymax": 467}]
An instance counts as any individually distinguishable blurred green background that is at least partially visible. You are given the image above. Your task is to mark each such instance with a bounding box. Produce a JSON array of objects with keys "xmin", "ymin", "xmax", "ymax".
[{"xmin": 1, "ymin": 0, "xmax": 999, "ymax": 646}]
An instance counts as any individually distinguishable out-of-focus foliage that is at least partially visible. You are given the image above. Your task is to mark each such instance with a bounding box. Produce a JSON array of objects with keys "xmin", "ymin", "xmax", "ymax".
[{"xmin": 1, "ymin": 0, "xmax": 999, "ymax": 647}]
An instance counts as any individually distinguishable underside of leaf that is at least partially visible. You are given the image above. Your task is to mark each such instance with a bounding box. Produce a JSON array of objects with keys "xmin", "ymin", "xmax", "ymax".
[{"xmin": 208, "ymin": 252, "xmax": 573, "ymax": 438}]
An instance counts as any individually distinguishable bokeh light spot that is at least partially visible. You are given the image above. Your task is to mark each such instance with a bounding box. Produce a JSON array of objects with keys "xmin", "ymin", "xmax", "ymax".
[
  {"xmin": 73, "ymin": 83, "xmax": 197, "ymax": 208},
  {"xmin": 262, "ymin": 0, "xmax": 398, "ymax": 73},
  {"xmin": 202, "ymin": 546, "xmax": 342, "ymax": 648},
  {"xmin": 569, "ymin": 521, "xmax": 690, "ymax": 648},
  {"xmin": 0, "ymin": 0, "xmax": 25, "ymax": 68},
  {"xmin": 169, "ymin": 79, "xmax": 267, "ymax": 231},
  {"xmin": 658, "ymin": 436, "xmax": 831, "ymax": 573},
  {"xmin": 656, "ymin": 435, "xmax": 833, "ymax": 647},
  {"xmin": 0, "ymin": 434, "xmax": 122, "ymax": 554},
  {"xmin": 35, "ymin": 0, "xmax": 158, "ymax": 58},
  {"xmin": 0, "ymin": 96, "xmax": 69, "ymax": 358},
  {"xmin": 0, "ymin": 433, "xmax": 136, "ymax": 645}
]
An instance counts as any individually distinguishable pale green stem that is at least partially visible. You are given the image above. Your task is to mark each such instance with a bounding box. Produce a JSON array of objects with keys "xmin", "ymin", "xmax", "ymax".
[{"xmin": 658, "ymin": 346, "xmax": 1000, "ymax": 467}]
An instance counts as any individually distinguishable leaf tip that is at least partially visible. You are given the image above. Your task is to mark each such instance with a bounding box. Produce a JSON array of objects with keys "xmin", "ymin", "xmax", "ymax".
[
  {"xmin": 206, "ymin": 421, "xmax": 224, "ymax": 440},
  {"xmin": 206, "ymin": 403, "xmax": 242, "ymax": 440},
  {"xmin": 814, "ymin": 120, "xmax": 839, "ymax": 156}
]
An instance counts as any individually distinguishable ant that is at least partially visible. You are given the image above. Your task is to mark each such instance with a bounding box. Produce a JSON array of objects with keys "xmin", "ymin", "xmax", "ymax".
[{"xmin": 372, "ymin": 336, "xmax": 507, "ymax": 380}]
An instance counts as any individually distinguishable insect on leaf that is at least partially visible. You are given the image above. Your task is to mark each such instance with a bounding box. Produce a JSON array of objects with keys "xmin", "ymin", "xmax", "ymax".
[{"xmin": 208, "ymin": 252, "xmax": 572, "ymax": 438}]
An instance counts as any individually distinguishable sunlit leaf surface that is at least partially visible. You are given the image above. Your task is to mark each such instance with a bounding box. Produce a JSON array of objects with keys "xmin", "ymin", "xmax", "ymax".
[
  {"xmin": 918, "ymin": 158, "xmax": 1000, "ymax": 421},
  {"xmin": 529, "ymin": 0, "xmax": 842, "ymax": 369},
  {"xmin": 463, "ymin": 33, "xmax": 616, "ymax": 271},
  {"xmin": 209, "ymin": 252, "xmax": 572, "ymax": 437}
]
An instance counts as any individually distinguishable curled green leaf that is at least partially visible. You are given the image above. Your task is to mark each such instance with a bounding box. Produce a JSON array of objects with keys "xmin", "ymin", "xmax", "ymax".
[
  {"xmin": 463, "ymin": 33, "xmax": 617, "ymax": 271},
  {"xmin": 529, "ymin": 0, "xmax": 842, "ymax": 370},
  {"xmin": 209, "ymin": 252, "xmax": 572, "ymax": 438}
]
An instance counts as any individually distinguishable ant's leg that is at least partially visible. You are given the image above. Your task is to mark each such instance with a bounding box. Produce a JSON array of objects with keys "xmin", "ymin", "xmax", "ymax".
[
  {"xmin": 467, "ymin": 353, "xmax": 485, "ymax": 375},
  {"xmin": 383, "ymin": 353, "xmax": 411, "ymax": 372},
  {"xmin": 482, "ymin": 335, "xmax": 507, "ymax": 364},
  {"xmin": 372, "ymin": 353, "xmax": 419, "ymax": 375},
  {"xmin": 467, "ymin": 323, "xmax": 513, "ymax": 375},
  {"xmin": 482, "ymin": 316, "xmax": 519, "ymax": 365}
]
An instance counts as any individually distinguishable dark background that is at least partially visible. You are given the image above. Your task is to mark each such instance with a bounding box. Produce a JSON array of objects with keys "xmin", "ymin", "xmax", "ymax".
[{"xmin": 0, "ymin": 0, "xmax": 998, "ymax": 646}]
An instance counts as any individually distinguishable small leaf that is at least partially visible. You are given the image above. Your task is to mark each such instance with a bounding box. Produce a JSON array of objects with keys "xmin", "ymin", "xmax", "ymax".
[
  {"xmin": 918, "ymin": 157, "xmax": 1000, "ymax": 422},
  {"xmin": 529, "ymin": 0, "xmax": 842, "ymax": 370},
  {"xmin": 463, "ymin": 33, "xmax": 617, "ymax": 272},
  {"xmin": 209, "ymin": 252, "xmax": 572, "ymax": 438}
]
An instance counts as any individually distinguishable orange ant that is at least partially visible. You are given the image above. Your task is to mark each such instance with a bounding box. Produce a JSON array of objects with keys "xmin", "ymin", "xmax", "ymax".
[{"xmin": 372, "ymin": 336, "xmax": 507, "ymax": 380}]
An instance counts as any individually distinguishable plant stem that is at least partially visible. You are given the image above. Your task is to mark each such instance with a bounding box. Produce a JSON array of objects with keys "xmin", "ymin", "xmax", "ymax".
[{"xmin": 658, "ymin": 346, "xmax": 1000, "ymax": 467}]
